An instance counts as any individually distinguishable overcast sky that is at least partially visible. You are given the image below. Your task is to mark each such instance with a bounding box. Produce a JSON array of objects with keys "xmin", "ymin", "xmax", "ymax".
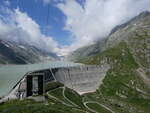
[{"xmin": 0, "ymin": 0, "xmax": 150, "ymax": 56}]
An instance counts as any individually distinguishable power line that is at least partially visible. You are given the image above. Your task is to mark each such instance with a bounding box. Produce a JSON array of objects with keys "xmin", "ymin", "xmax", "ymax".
[{"xmin": 45, "ymin": 3, "xmax": 50, "ymax": 35}]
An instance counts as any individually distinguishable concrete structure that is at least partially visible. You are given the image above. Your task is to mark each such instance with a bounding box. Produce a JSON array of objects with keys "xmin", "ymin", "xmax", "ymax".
[
  {"xmin": 54, "ymin": 65, "xmax": 109, "ymax": 94},
  {"xmin": 1, "ymin": 64, "xmax": 110, "ymax": 101},
  {"xmin": 0, "ymin": 61, "xmax": 81, "ymax": 97}
]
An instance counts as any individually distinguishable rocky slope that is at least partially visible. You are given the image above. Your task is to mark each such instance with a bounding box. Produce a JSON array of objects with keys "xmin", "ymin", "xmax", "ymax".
[
  {"xmin": 81, "ymin": 42, "xmax": 150, "ymax": 113},
  {"xmin": 0, "ymin": 39, "xmax": 59, "ymax": 64},
  {"xmin": 106, "ymin": 11, "xmax": 150, "ymax": 76},
  {"xmin": 76, "ymin": 11, "xmax": 150, "ymax": 113},
  {"xmin": 67, "ymin": 39, "xmax": 106, "ymax": 62},
  {"xmin": 0, "ymin": 11, "xmax": 150, "ymax": 113},
  {"xmin": 75, "ymin": 11, "xmax": 150, "ymax": 76}
]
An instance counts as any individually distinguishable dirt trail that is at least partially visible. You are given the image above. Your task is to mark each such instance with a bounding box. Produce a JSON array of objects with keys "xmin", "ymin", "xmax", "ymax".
[
  {"xmin": 84, "ymin": 101, "xmax": 116, "ymax": 113},
  {"xmin": 137, "ymin": 68, "xmax": 150, "ymax": 86}
]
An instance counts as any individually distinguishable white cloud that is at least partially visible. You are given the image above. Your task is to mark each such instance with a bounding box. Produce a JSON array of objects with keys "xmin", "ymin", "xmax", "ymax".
[
  {"xmin": 0, "ymin": 8, "xmax": 60, "ymax": 54},
  {"xmin": 43, "ymin": 0, "xmax": 51, "ymax": 4},
  {"xmin": 57, "ymin": 0, "xmax": 150, "ymax": 55},
  {"xmin": 42, "ymin": 0, "xmax": 64, "ymax": 5},
  {"xmin": 1, "ymin": 0, "xmax": 150, "ymax": 57}
]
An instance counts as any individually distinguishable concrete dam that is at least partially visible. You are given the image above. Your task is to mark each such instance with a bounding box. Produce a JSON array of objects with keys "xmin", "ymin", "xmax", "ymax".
[{"xmin": 3, "ymin": 64, "xmax": 110, "ymax": 100}]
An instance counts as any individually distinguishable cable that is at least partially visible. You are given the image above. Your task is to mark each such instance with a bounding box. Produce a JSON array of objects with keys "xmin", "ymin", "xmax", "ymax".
[
  {"xmin": 45, "ymin": 3, "xmax": 50, "ymax": 35},
  {"xmin": 50, "ymin": 68, "xmax": 56, "ymax": 81}
]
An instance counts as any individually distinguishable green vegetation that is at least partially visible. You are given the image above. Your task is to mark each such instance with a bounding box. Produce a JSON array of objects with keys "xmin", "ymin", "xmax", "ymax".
[
  {"xmin": 79, "ymin": 42, "xmax": 150, "ymax": 113},
  {"xmin": 1, "ymin": 42, "xmax": 150, "ymax": 113},
  {"xmin": 1, "ymin": 86, "xmax": 113, "ymax": 113},
  {"xmin": 65, "ymin": 88, "xmax": 85, "ymax": 109},
  {"xmin": 130, "ymin": 30, "xmax": 150, "ymax": 70},
  {"xmin": 48, "ymin": 87, "xmax": 72, "ymax": 105},
  {"xmin": 79, "ymin": 42, "xmax": 138, "ymax": 67},
  {"xmin": 44, "ymin": 81, "xmax": 64, "ymax": 92},
  {"xmin": 86, "ymin": 103, "xmax": 111, "ymax": 113},
  {"xmin": 0, "ymin": 99, "xmax": 67, "ymax": 113},
  {"xmin": 0, "ymin": 11, "xmax": 150, "ymax": 113},
  {"xmin": 1, "ymin": 42, "xmax": 149, "ymax": 113},
  {"xmin": 0, "ymin": 99, "xmax": 85, "ymax": 113}
]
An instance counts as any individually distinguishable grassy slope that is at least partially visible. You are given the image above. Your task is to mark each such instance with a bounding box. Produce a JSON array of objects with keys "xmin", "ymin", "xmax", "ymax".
[
  {"xmin": 0, "ymin": 94, "xmax": 85, "ymax": 113},
  {"xmin": 64, "ymin": 88, "xmax": 85, "ymax": 109},
  {"xmin": 79, "ymin": 42, "xmax": 150, "ymax": 113},
  {"xmin": 44, "ymin": 81, "xmax": 64, "ymax": 92},
  {"xmin": 0, "ymin": 87, "xmax": 88, "ymax": 113},
  {"xmin": 86, "ymin": 103, "xmax": 111, "ymax": 113},
  {"xmin": 0, "ymin": 99, "xmax": 68, "ymax": 113},
  {"xmin": 48, "ymin": 87, "xmax": 74, "ymax": 105},
  {"xmin": 0, "ymin": 42, "xmax": 149, "ymax": 113}
]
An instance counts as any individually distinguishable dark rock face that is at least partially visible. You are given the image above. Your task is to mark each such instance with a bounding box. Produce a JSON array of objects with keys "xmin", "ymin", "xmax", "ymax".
[
  {"xmin": 0, "ymin": 39, "xmax": 59, "ymax": 64},
  {"xmin": 0, "ymin": 40, "xmax": 27, "ymax": 64}
]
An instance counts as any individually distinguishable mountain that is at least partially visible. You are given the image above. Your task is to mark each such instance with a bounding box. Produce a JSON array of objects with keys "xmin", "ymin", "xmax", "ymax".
[
  {"xmin": 0, "ymin": 11, "xmax": 150, "ymax": 113},
  {"xmin": 109, "ymin": 11, "xmax": 150, "ymax": 36},
  {"xmin": 73, "ymin": 11, "xmax": 150, "ymax": 75},
  {"xmin": 67, "ymin": 39, "xmax": 106, "ymax": 61},
  {"xmin": 69, "ymin": 11, "xmax": 150, "ymax": 64},
  {"xmin": 74, "ymin": 11, "xmax": 150, "ymax": 113},
  {"xmin": 106, "ymin": 11, "xmax": 150, "ymax": 74},
  {"xmin": 0, "ymin": 39, "xmax": 59, "ymax": 64}
]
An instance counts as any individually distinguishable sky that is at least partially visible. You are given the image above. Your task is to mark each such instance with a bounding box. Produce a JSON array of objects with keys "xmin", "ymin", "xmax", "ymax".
[{"xmin": 0, "ymin": 0, "xmax": 150, "ymax": 56}]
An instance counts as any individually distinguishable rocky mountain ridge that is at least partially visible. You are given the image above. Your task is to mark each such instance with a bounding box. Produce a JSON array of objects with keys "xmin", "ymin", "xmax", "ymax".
[
  {"xmin": 70, "ymin": 11, "xmax": 150, "ymax": 113},
  {"xmin": 70, "ymin": 11, "xmax": 150, "ymax": 76},
  {"xmin": 0, "ymin": 11, "xmax": 150, "ymax": 113},
  {"xmin": 106, "ymin": 11, "xmax": 150, "ymax": 75},
  {"xmin": 67, "ymin": 38, "xmax": 106, "ymax": 61},
  {"xmin": 0, "ymin": 39, "xmax": 59, "ymax": 64}
]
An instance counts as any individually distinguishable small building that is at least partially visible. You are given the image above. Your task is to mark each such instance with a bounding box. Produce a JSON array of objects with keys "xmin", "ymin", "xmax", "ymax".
[{"xmin": 27, "ymin": 73, "xmax": 44, "ymax": 96}]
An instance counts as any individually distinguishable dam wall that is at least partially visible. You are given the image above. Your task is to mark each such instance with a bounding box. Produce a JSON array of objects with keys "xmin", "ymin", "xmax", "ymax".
[
  {"xmin": 54, "ymin": 65, "xmax": 109, "ymax": 94},
  {"xmin": 2, "ymin": 64, "xmax": 110, "ymax": 101}
]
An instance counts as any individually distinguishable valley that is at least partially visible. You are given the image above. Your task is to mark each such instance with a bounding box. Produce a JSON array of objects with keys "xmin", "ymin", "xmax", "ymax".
[{"xmin": 0, "ymin": 11, "xmax": 150, "ymax": 113}]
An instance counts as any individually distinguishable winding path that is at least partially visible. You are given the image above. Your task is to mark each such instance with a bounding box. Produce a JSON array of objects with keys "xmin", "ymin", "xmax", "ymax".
[
  {"xmin": 47, "ymin": 87, "xmax": 80, "ymax": 107},
  {"xmin": 84, "ymin": 102, "xmax": 99, "ymax": 113},
  {"xmin": 47, "ymin": 87, "xmax": 86, "ymax": 112},
  {"xmin": 44, "ymin": 87, "xmax": 116, "ymax": 113},
  {"xmin": 62, "ymin": 87, "xmax": 79, "ymax": 107},
  {"xmin": 84, "ymin": 101, "xmax": 116, "ymax": 113},
  {"xmin": 47, "ymin": 88, "xmax": 72, "ymax": 107}
]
